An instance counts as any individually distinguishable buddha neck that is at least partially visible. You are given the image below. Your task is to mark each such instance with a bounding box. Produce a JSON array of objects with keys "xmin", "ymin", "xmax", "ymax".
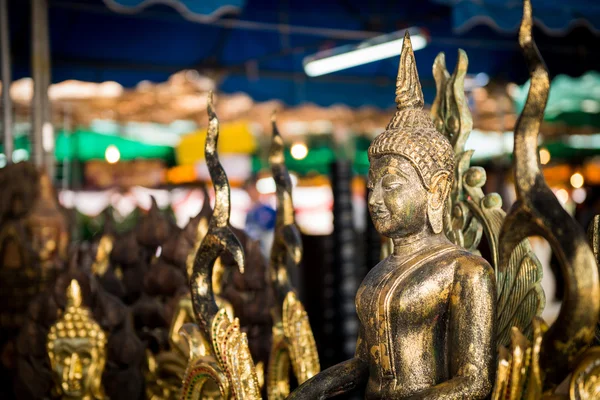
[{"xmin": 392, "ymin": 230, "xmax": 449, "ymax": 259}]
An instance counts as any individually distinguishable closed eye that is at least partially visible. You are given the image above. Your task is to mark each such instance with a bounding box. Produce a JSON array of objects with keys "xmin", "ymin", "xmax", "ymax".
[{"xmin": 382, "ymin": 174, "xmax": 406, "ymax": 190}]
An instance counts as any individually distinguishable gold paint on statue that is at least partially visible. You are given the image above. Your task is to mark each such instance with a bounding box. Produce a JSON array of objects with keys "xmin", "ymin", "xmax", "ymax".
[
  {"xmin": 28, "ymin": 171, "xmax": 70, "ymax": 268},
  {"xmin": 430, "ymin": 37, "xmax": 544, "ymax": 347},
  {"xmin": 181, "ymin": 92, "xmax": 261, "ymax": 400},
  {"xmin": 485, "ymin": 2, "xmax": 600, "ymax": 398},
  {"xmin": 172, "ymin": 194, "xmax": 234, "ymax": 359},
  {"xmin": 0, "ymin": 166, "xmax": 69, "ymax": 343},
  {"xmin": 289, "ymin": 31, "xmax": 496, "ymax": 400},
  {"xmin": 47, "ymin": 280, "xmax": 107, "ymax": 400},
  {"xmin": 497, "ymin": 0, "xmax": 600, "ymax": 387},
  {"xmin": 587, "ymin": 214, "xmax": 600, "ymax": 345},
  {"xmin": 91, "ymin": 234, "xmax": 114, "ymax": 277},
  {"xmin": 569, "ymin": 347, "xmax": 600, "ymax": 399},
  {"xmin": 267, "ymin": 116, "xmax": 320, "ymax": 400},
  {"xmin": 175, "ymin": 3, "xmax": 600, "ymax": 398},
  {"xmin": 565, "ymin": 218, "xmax": 600, "ymax": 399},
  {"xmin": 147, "ymin": 196, "xmax": 236, "ymax": 400},
  {"xmin": 491, "ymin": 318, "xmax": 546, "ymax": 400}
]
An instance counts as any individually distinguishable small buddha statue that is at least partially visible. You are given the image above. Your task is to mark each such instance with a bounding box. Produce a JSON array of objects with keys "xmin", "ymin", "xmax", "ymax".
[
  {"xmin": 290, "ymin": 32, "xmax": 496, "ymax": 399},
  {"xmin": 0, "ymin": 165, "xmax": 69, "ymax": 396},
  {"xmin": 47, "ymin": 280, "xmax": 107, "ymax": 400},
  {"xmin": 27, "ymin": 170, "xmax": 70, "ymax": 271}
]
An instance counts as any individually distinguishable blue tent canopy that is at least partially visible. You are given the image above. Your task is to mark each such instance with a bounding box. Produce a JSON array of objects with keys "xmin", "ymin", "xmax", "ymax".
[
  {"xmin": 433, "ymin": 0, "xmax": 600, "ymax": 34},
  {"xmin": 8, "ymin": 0, "xmax": 600, "ymax": 108},
  {"xmin": 103, "ymin": 0, "xmax": 246, "ymax": 21}
]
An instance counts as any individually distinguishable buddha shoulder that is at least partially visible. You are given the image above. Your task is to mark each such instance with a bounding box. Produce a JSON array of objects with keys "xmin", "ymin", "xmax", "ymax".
[
  {"xmin": 403, "ymin": 243, "xmax": 493, "ymax": 280},
  {"xmin": 425, "ymin": 245, "xmax": 494, "ymax": 285},
  {"xmin": 401, "ymin": 245, "xmax": 495, "ymax": 301},
  {"xmin": 448, "ymin": 247, "xmax": 495, "ymax": 286}
]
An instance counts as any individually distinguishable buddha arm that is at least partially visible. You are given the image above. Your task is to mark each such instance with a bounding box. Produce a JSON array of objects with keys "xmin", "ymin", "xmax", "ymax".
[
  {"xmin": 285, "ymin": 358, "xmax": 369, "ymax": 400},
  {"xmin": 408, "ymin": 260, "xmax": 497, "ymax": 400},
  {"xmin": 287, "ymin": 326, "xmax": 369, "ymax": 399}
]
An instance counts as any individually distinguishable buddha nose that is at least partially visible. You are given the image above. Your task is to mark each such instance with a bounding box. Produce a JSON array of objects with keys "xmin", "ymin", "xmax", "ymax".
[
  {"xmin": 67, "ymin": 353, "xmax": 83, "ymax": 381},
  {"xmin": 368, "ymin": 181, "xmax": 384, "ymax": 208}
]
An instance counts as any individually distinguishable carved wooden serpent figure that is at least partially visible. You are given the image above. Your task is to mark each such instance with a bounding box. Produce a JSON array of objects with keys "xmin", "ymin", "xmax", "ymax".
[
  {"xmin": 431, "ymin": 41, "xmax": 545, "ymax": 350},
  {"xmin": 146, "ymin": 197, "xmax": 232, "ymax": 400},
  {"xmin": 266, "ymin": 116, "xmax": 320, "ymax": 400},
  {"xmin": 491, "ymin": 0, "xmax": 600, "ymax": 396},
  {"xmin": 180, "ymin": 91, "xmax": 261, "ymax": 400}
]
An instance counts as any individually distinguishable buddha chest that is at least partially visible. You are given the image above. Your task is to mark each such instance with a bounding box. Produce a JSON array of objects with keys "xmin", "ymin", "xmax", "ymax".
[{"xmin": 355, "ymin": 244, "xmax": 457, "ymax": 397}]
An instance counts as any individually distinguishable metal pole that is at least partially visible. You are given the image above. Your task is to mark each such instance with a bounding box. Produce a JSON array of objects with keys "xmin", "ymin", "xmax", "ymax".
[
  {"xmin": 62, "ymin": 104, "xmax": 71, "ymax": 191},
  {"xmin": 31, "ymin": 0, "xmax": 44, "ymax": 167},
  {"xmin": 39, "ymin": 0, "xmax": 54, "ymax": 179},
  {"xmin": 1, "ymin": 0, "xmax": 13, "ymax": 164}
]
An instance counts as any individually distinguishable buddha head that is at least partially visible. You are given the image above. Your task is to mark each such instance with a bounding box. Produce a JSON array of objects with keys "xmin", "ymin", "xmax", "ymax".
[
  {"xmin": 367, "ymin": 32, "xmax": 454, "ymax": 239},
  {"xmin": 47, "ymin": 280, "xmax": 107, "ymax": 400},
  {"xmin": 91, "ymin": 234, "xmax": 114, "ymax": 276},
  {"xmin": 27, "ymin": 170, "xmax": 69, "ymax": 265}
]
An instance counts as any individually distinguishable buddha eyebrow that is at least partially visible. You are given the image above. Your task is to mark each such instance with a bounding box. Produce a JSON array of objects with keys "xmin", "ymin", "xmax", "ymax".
[{"xmin": 387, "ymin": 167, "xmax": 408, "ymax": 179}]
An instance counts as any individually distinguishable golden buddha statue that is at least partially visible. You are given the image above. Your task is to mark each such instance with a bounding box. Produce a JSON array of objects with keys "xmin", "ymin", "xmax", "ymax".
[
  {"xmin": 0, "ymin": 164, "xmax": 69, "ymax": 382},
  {"xmin": 289, "ymin": 31, "xmax": 496, "ymax": 400},
  {"xmin": 361, "ymin": 31, "xmax": 498, "ymax": 399},
  {"xmin": 47, "ymin": 279, "xmax": 107, "ymax": 400},
  {"xmin": 27, "ymin": 170, "xmax": 70, "ymax": 270},
  {"xmin": 290, "ymin": 2, "xmax": 599, "ymax": 399}
]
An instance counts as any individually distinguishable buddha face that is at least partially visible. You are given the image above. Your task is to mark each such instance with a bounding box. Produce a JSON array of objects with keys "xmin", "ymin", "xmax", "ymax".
[
  {"xmin": 368, "ymin": 155, "xmax": 429, "ymax": 238},
  {"xmin": 29, "ymin": 223, "xmax": 59, "ymax": 262},
  {"xmin": 49, "ymin": 337, "xmax": 105, "ymax": 399},
  {"xmin": 368, "ymin": 154, "xmax": 451, "ymax": 238}
]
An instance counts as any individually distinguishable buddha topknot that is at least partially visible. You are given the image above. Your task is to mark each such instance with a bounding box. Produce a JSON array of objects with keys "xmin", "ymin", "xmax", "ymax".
[{"xmin": 368, "ymin": 31, "xmax": 455, "ymax": 190}]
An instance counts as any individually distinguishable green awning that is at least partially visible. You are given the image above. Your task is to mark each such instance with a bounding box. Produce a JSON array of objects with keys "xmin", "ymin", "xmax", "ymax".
[
  {"xmin": 55, "ymin": 129, "xmax": 176, "ymax": 164},
  {"xmin": 0, "ymin": 135, "xmax": 31, "ymax": 159},
  {"xmin": 513, "ymin": 72, "xmax": 600, "ymax": 128}
]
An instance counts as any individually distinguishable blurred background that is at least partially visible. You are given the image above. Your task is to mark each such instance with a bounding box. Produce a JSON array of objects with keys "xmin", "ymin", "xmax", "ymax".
[{"xmin": 1, "ymin": 0, "xmax": 600, "ymax": 373}]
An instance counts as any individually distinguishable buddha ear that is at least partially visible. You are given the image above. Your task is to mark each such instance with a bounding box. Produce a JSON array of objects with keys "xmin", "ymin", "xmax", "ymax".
[{"xmin": 427, "ymin": 171, "xmax": 451, "ymax": 234}]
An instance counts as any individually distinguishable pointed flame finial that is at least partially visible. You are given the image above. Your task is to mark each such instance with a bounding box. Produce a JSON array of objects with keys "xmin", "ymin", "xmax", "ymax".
[
  {"xmin": 270, "ymin": 111, "xmax": 285, "ymax": 166},
  {"xmin": 395, "ymin": 31, "xmax": 424, "ymax": 111},
  {"xmin": 207, "ymin": 90, "xmax": 214, "ymax": 109},
  {"xmin": 66, "ymin": 279, "xmax": 82, "ymax": 308}
]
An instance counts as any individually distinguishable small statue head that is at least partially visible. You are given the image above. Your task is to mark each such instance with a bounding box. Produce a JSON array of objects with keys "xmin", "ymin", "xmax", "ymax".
[
  {"xmin": 47, "ymin": 280, "xmax": 107, "ymax": 400},
  {"xmin": 91, "ymin": 234, "xmax": 114, "ymax": 276},
  {"xmin": 28, "ymin": 170, "xmax": 69, "ymax": 264},
  {"xmin": 368, "ymin": 32, "xmax": 454, "ymax": 239}
]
